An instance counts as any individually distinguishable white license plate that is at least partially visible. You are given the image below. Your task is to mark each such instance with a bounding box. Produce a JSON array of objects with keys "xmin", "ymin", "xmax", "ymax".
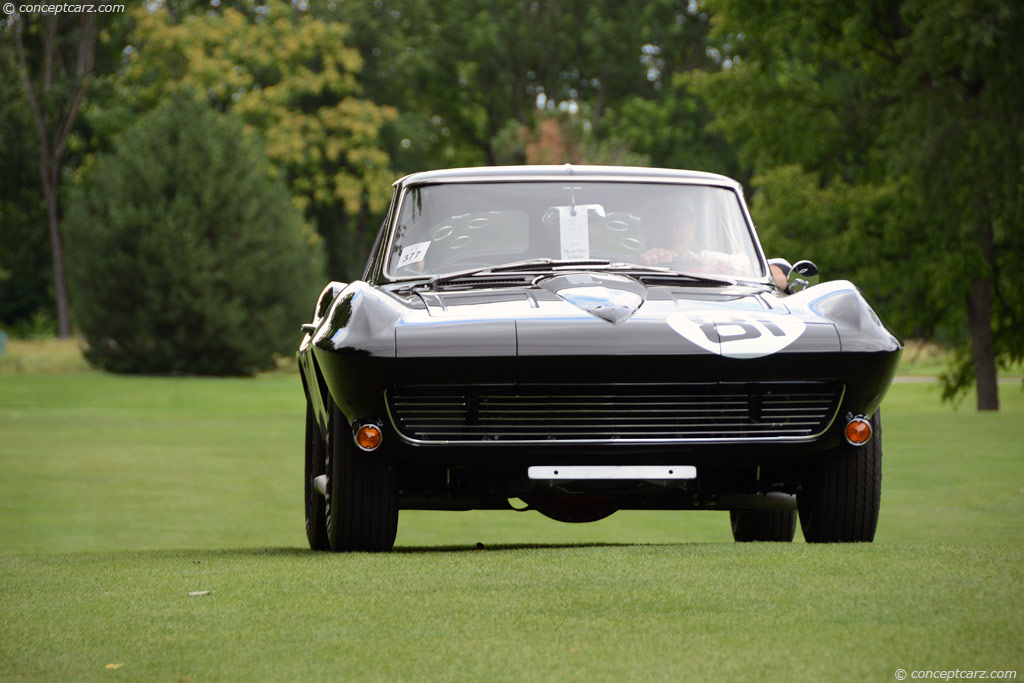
[{"xmin": 527, "ymin": 465, "xmax": 697, "ymax": 480}]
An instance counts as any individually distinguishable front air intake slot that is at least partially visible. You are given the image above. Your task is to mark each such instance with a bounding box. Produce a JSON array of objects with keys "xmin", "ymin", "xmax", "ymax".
[{"xmin": 387, "ymin": 382, "xmax": 843, "ymax": 444}]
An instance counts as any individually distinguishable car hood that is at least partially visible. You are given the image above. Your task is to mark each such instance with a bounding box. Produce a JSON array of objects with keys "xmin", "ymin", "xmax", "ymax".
[
  {"xmin": 313, "ymin": 275, "xmax": 899, "ymax": 386},
  {"xmin": 401, "ymin": 274, "xmax": 837, "ymax": 357}
]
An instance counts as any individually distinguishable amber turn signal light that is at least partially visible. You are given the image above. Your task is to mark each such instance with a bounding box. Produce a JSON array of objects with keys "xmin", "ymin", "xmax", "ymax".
[
  {"xmin": 844, "ymin": 416, "xmax": 872, "ymax": 446},
  {"xmin": 354, "ymin": 424, "xmax": 383, "ymax": 451}
]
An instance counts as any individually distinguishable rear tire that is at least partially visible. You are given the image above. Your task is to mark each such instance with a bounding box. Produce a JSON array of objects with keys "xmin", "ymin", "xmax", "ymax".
[
  {"xmin": 798, "ymin": 411, "xmax": 882, "ymax": 543},
  {"xmin": 730, "ymin": 509, "xmax": 797, "ymax": 542},
  {"xmin": 325, "ymin": 400, "xmax": 398, "ymax": 552},
  {"xmin": 304, "ymin": 403, "xmax": 330, "ymax": 551}
]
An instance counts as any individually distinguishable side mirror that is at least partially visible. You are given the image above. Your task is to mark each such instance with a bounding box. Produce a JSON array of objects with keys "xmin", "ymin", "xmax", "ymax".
[
  {"xmin": 788, "ymin": 260, "xmax": 819, "ymax": 293},
  {"xmin": 304, "ymin": 281, "xmax": 347, "ymax": 334},
  {"xmin": 316, "ymin": 281, "xmax": 347, "ymax": 322}
]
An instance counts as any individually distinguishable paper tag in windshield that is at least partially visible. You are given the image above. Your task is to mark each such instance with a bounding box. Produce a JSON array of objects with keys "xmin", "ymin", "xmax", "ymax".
[
  {"xmin": 397, "ymin": 241, "xmax": 431, "ymax": 268},
  {"xmin": 558, "ymin": 206, "xmax": 590, "ymax": 259}
]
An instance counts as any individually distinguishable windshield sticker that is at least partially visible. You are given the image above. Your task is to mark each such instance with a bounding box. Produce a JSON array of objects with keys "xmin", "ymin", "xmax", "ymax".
[
  {"xmin": 396, "ymin": 241, "xmax": 431, "ymax": 268},
  {"xmin": 557, "ymin": 205, "xmax": 592, "ymax": 259},
  {"xmin": 666, "ymin": 311, "xmax": 807, "ymax": 359},
  {"xmin": 557, "ymin": 206, "xmax": 589, "ymax": 259}
]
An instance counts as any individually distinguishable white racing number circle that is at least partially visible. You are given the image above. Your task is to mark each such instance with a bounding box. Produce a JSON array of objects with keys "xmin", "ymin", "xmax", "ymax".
[{"xmin": 667, "ymin": 311, "xmax": 807, "ymax": 359}]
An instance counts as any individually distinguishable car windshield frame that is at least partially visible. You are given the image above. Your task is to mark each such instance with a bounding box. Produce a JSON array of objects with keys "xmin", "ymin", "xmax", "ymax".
[{"xmin": 378, "ymin": 177, "xmax": 770, "ymax": 285}]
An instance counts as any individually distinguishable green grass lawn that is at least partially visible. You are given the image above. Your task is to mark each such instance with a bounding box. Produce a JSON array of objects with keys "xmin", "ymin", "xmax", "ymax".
[{"xmin": 1, "ymin": 370, "xmax": 1022, "ymax": 680}]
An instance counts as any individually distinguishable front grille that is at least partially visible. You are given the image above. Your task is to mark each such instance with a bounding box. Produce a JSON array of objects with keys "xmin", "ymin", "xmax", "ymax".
[{"xmin": 387, "ymin": 382, "xmax": 843, "ymax": 443}]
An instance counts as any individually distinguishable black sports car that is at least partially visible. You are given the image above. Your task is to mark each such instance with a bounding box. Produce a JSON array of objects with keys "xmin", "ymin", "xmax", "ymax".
[{"xmin": 297, "ymin": 165, "xmax": 901, "ymax": 551}]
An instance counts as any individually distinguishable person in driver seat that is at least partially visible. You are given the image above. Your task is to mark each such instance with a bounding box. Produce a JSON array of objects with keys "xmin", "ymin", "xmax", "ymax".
[{"xmin": 639, "ymin": 199, "xmax": 790, "ymax": 291}]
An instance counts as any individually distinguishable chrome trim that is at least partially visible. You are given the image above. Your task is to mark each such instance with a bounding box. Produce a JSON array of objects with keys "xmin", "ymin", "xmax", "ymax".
[
  {"xmin": 392, "ymin": 165, "xmax": 741, "ymax": 189},
  {"xmin": 528, "ymin": 465, "xmax": 697, "ymax": 480},
  {"xmin": 398, "ymin": 175, "xmax": 738, "ymax": 187},
  {"xmin": 384, "ymin": 385, "xmax": 846, "ymax": 446},
  {"xmin": 353, "ymin": 423, "xmax": 383, "ymax": 452}
]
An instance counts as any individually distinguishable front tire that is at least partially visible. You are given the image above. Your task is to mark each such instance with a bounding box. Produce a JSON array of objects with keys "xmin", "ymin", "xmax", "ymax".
[
  {"xmin": 730, "ymin": 509, "xmax": 797, "ymax": 542},
  {"xmin": 798, "ymin": 411, "xmax": 883, "ymax": 543},
  {"xmin": 304, "ymin": 403, "xmax": 330, "ymax": 551},
  {"xmin": 325, "ymin": 400, "xmax": 398, "ymax": 552}
]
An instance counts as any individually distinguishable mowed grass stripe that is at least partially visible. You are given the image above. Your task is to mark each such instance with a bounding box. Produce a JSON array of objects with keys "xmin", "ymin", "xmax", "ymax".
[{"xmin": 2, "ymin": 544, "xmax": 1022, "ymax": 681}]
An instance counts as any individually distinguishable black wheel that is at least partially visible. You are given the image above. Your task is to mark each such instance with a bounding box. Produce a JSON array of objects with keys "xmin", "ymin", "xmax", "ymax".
[
  {"xmin": 304, "ymin": 403, "xmax": 330, "ymax": 551},
  {"xmin": 325, "ymin": 400, "xmax": 398, "ymax": 552},
  {"xmin": 798, "ymin": 411, "xmax": 883, "ymax": 543},
  {"xmin": 730, "ymin": 509, "xmax": 797, "ymax": 542}
]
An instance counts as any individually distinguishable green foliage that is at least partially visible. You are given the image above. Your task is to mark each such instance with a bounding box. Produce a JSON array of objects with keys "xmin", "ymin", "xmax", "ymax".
[
  {"xmin": 691, "ymin": 0, "xmax": 1024, "ymax": 406},
  {"xmin": 749, "ymin": 166, "xmax": 935, "ymax": 335},
  {"xmin": 0, "ymin": 40, "xmax": 51, "ymax": 329},
  {"xmin": 4, "ymin": 311, "xmax": 58, "ymax": 340},
  {"xmin": 330, "ymin": 0, "xmax": 727, "ymax": 171},
  {"xmin": 600, "ymin": 85, "xmax": 743, "ymax": 179},
  {"xmin": 489, "ymin": 112, "xmax": 651, "ymax": 167},
  {"xmin": 64, "ymin": 95, "xmax": 321, "ymax": 375},
  {"xmin": 80, "ymin": 0, "xmax": 394, "ymax": 280}
]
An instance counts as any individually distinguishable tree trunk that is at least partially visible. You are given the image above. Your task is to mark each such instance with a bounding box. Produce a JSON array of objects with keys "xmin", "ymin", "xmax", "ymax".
[
  {"xmin": 42, "ymin": 162, "xmax": 71, "ymax": 338},
  {"xmin": 967, "ymin": 277, "xmax": 998, "ymax": 411},
  {"xmin": 966, "ymin": 211, "xmax": 999, "ymax": 411},
  {"xmin": 14, "ymin": 13, "xmax": 96, "ymax": 339},
  {"xmin": 355, "ymin": 192, "xmax": 369, "ymax": 273},
  {"xmin": 592, "ymin": 71, "xmax": 605, "ymax": 129}
]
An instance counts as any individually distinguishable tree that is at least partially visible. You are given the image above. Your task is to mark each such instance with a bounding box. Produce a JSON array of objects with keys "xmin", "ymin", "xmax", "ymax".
[
  {"xmin": 329, "ymin": 0, "xmax": 730, "ymax": 173},
  {"xmin": 8, "ymin": 10, "xmax": 98, "ymax": 337},
  {"xmin": 489, "ymin": 112, "xmax": 650, "ymax": 167},
  {"xmin": 599, "ymin": 82, "xmax": 744, "ymax": 180},
  {"xmin": 0, "ymin": 38, "xmax": 51, "ymax": 333},
  {"xmin": 82, "ymin": 1, "xmax": 395, "ymax": 280},
  {"xmin": 691, "ymin": 0, "xmax": 1024, "ymax": 410},
  {"xmin": 64, "ymin": 94, "xmax": 321, "ymax": 375}
]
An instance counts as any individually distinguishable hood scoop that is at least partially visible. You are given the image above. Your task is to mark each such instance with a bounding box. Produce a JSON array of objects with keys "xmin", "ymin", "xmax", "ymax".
[{"xmin": 539, "ymin": 273, "xmax": 647, "ymax": 324}]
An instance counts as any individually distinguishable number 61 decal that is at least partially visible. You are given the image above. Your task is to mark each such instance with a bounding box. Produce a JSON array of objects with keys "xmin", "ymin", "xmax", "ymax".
[{"xmin": 667, "ymin": 311, "xmax": 807, "ymax": 359}]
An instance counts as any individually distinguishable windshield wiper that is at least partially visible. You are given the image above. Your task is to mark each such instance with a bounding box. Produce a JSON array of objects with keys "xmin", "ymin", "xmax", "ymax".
[
  {"xmin": 393, "ymin": 258, "xmax": 741, "ymax": 291},
  {"xmin": 418, "ymin": 258, "xmax": 613, "ymax": 290},
  {"xmin": 603, "ymin": 263, "xmax": 738, "ymax": 287}
]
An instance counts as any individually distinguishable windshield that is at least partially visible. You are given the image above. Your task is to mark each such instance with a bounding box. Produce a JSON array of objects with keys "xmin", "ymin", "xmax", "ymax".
[{"xmin": 385, "ymin": 181, "xmax": 765, "ymax": 280}]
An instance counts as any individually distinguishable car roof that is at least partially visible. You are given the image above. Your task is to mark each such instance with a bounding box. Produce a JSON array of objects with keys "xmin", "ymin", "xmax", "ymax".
[{"xmin": 394, "ymin": 164, "xmax": 743, "ymax": 191}]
